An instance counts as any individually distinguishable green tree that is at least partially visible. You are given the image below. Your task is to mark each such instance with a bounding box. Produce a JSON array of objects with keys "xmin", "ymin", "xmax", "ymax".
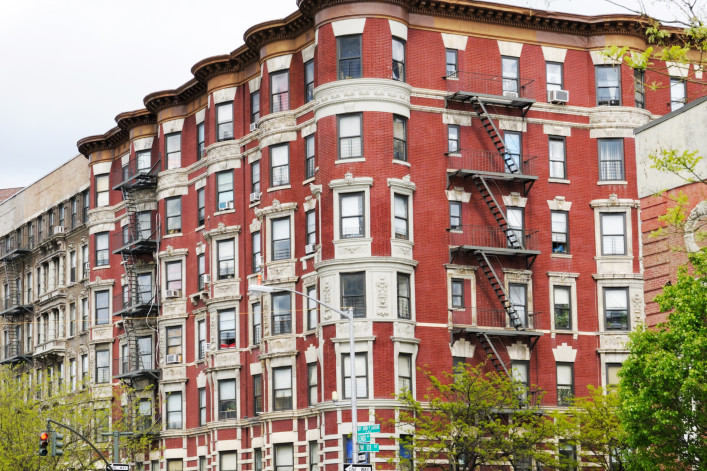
[
  {"xmin": 388, "ymin": 362, "xmax": 556, "ymax": 471},
  {"xmin": 0, "ymin": 365, "xmax": 112, "ymax": 471},
  {"xmin": 553, "ymin": 386, "xmax": 629, "ymax": 470},
  {"xmin": 619, "ymin": 249, "xmax": 707, "ymax": 470}
]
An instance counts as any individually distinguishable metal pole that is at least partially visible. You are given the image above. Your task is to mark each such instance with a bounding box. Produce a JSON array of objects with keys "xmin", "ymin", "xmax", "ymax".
[{"xmin": 348, "ymin": 306, "xmax": 358, "ymax": 465}]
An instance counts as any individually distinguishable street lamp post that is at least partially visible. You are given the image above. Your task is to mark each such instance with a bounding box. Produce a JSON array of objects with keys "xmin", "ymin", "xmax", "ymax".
[{"xmin": 248, "ymin": 284, "xmax": 360, "ymax": 465}]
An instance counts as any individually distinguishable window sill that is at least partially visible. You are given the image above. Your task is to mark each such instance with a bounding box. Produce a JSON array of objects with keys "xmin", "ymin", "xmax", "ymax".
[
  {"xmin": 597, "ymin": 180, "xmax": 627, "ymax": 186},
  {"xmin": 214, "ymin": 209, "xmax": 235, "ymax": 216},
  {"xmin": 446, "ymin": 152, "xmax": 462, "ymax": 157},
  {"xmin": 303, "ymin": 177, "xmax": 315, "ymax": 186},
  {"xmin": 336, "ymin": 157, "xmax": 365, "ymax": 164},
  {"xmin": 163, "ymin": 233, "xmax": 183, "ymax": 239},
  {"xmin": 393, "ymin": 159, "xmax": 411, "ymax": 167},
  {"xmin": 550, "ymin": 253, "xmax": 572, "ymax": 259},
  {"xmin": 196, "ymin": 225, "xmax": 205, "ymax": 232},
  {"xmin": 93, "ymin": 265, "xmax": 110, "ymax": 271},
  {"xmin": 548, "ymin": 178, "xmax": 570, "ymax": 184},
  {"xmin": 267, "ymin": 184, "xmax": 291, "ymax": 193}
]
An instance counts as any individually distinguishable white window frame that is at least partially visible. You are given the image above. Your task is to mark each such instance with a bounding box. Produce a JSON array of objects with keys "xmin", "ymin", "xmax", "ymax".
[{"xmin": 548, "ymin": 272, "xmax": 579, "ymax": 333}]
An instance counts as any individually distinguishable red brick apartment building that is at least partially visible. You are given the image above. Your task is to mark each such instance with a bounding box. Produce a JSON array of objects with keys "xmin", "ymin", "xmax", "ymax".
[{"xmin": 3, "ymin": 0, "xmax": 705, "ymax": 470}]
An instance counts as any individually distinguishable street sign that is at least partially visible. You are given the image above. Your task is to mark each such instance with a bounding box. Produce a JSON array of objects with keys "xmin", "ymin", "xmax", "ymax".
[
  {"xmin": 358, "ymin": 444, "xmax": 379, "ymax": 452},
  {"xmin": 343, "ymin": 464, "xmax": 373, "ymax": 471},
  {"xmin": 357, "ymin": 452, "xmax": 368, "ymax": 463},
  {"xmin": 357, "ymin": 433, "xmax": 371, "ymax": 442},
  {"xmin": 357, "ymin": 424, "xmax": 380, "ymax": 433},
  {"xmin": 109, "ymin": 464, "xmax": 130, "ymax": 471}
]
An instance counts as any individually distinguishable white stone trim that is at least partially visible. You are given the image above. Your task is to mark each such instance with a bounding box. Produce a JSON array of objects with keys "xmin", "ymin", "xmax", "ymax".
[
  {"xmin": 331, "ymin": 18, "xmax": 366, "ymax": 36},
  {"xmin": 389, "ymin": 20, "xmax": 407, "ymax": 40},
  {"xmin": 507, "ymin": 341, "xmax": 530, "ymax": 361},
  {"xmin": 446, "ymin": 187, "xmax": 471, "ymax": 203},
  {"xmin": 301, "ymin": 43, "xmax": 316, "ymax": 63},
  {"xmin": 499, "ymin": 118, "xmax": 526, "ymax": 132},
  {"xmin": 314, "ymin": 78, "xmax": 411, "ymax": 122},
  {"xmin": 195, "ymin": 108, "xmax": 206, "ymax": 125},
  {"xmin": 92, "ymin": 161, "xmax": 111, "ymax": 175},
  {"xmin": 497, "ymin": 40, "xmax": 523, "ymax": 57},
  {"xmin": 162, "ymin": 118, "xmax": 185, "ymax": 134},
  {"xmin": 541, "ymin": 46, "xmax": 567, "ymax": 63},
  {"xmin": 119, "ymin": 152, "xmax": 129, "ymax": 167},
  {"xmin": 450, "ymin": 338, "xmax": 475, "ymax": 358},
  {"xmin": 133, "ymin": 137, "xmax": 154, "ymax": 152},
  {"xmin": 547, "ymin": 196, "xmax": 572, "ymax": 211},
  {"xmin": 441, "ymin": 33, "xmax": 468, "ymax": 51},
  {"xmin": 552, "ymin": 343, "xmax": 577, "ymax": 362},
  {"xmin": 249, "ymin": 75, "xmax": 261, "ymax": 93},
  {"xmin": 590, "ymin": 50, "xmax": 621, "ymax": 65},
  {"xmin": 212, "ymin": 87, "xmax": 237, "ymax": 104},
  {"xmin": 266, "ymin": 54, "xmax": 292, "ymax": 73},
  {"xmin": 666, "ymin": 61, "xmax": 689, "ymax": 78},
  {"xmin": 543, "ymin": 124, "xmax": 571, "ymax": 136},
  {"xmin": 443, "ymin": 112, "xmax": 472, "ymax": 126},
  {"xmin": 301, "ymin": 123, "xmax": 316, "ymax": 138},
  {"xmin": 502, "ymin": 193, "xmax": 527, "ymax": 208}
]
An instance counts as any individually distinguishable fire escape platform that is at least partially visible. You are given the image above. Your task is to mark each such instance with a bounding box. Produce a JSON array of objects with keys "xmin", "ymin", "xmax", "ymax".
[
  {"xmin": 452, "ymin": 325, "xmax": 543, "ymax": 337},
  {"xmin": 112, "ymin": 174, "xmax": 158, "ymax": 192},
  {"xmin": 450, "ymin": 245, "xmax": 540, "ymax": 257},
  {"xmin": 0, "ymin": 353, "xmax": 32, "ymax": 365},
  {"xmin": 113, "ymin": 240, "xmax": 158, "ymax": 255},
  {"xmin": 0, "ymin": 248, "xmax": 30, "ymax": 262},
  {"xmin": 114, "ymin": 368, "xmax": 161, "ymax": 381},
  {"xmin": 447, "ymin": 168, "xmax": 537, "ymax": 183},
  {"xmin": 447, "ymin": 91, "xmax": 536, "ymax": 112},
  {"xmin": 0, "ymin": 304, "xmax": 33, "ymax": 318}
]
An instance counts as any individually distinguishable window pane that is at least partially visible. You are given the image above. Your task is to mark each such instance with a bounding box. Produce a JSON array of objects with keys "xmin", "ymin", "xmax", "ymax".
[{"xmin": 339, "ymin": 115, "xmax": 360, "ymax": 137}]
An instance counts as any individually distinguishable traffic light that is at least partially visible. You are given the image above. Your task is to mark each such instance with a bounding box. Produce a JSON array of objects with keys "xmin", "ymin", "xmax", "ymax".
[
  {"xmin": 51, "ymin": 431, "xmax": 64, "ymax": 456},
  {"xmin": 39, "ymin": 431, "xmax": 49, "ymax": 456}
]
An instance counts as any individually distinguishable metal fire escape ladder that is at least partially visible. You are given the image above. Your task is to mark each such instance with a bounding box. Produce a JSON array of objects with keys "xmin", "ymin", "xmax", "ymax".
[
  {"xmin": 472, "ymin": 176, "xmax": 522, "ymax": 250},
  {"xmin": 120, "ymin": 186, "xmax": 141, "ymax": 378},
  {"xmin": 474, "ymin": 251, "xmax": 525, "ymax": 330},
  {"xmin": 476, "ymin": 332, "xmax": 510, "ymax": 378},
  {"xmin": 472, "ymin": 98, "xmax": 520, "ymax": 174}
]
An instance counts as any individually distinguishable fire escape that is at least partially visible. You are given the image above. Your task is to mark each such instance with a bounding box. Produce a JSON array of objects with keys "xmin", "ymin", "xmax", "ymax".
[
  {"xmin": 0, "ymin": 232, "xmax": 33, "ymax": 365},
  {"xmin": 111, "ymin": 153, "xmax": 161, "ymax": 434},
  {"xmin": 445, "ymin": 71, "xmax": 542, "ymax": 380}
]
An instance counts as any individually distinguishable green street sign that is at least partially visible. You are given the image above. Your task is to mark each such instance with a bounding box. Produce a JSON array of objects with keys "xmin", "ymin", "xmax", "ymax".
[
  {"xmin": 357, "ymin": 424, "xmax": 380, "ymax": 433},
  {"xmin": 359, "ymin": 444, "xmax": 379, "ymax": 452},
  {"xmin": 357, "ymin": 433, "xmax": 370, "ymax": 443}
]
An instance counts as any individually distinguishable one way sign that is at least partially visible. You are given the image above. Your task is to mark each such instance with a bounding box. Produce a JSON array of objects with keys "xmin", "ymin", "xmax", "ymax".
[{"xmin": 344, "ymin": 464, "xmax": 373, "ymax": 471}]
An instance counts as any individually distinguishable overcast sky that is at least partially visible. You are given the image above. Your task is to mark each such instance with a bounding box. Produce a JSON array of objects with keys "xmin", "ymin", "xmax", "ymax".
[{"xmin": 0, "ymin": 0, "xmax": 675, "ymax": 189}]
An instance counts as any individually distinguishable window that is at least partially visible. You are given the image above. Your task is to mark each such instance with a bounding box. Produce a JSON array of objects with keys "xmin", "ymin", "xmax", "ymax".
[
  {"xmin": 275, "ymin": 444, "xmax": 294, "ymax": 471},
  {"xmin": 606, "ymin": 363, "xmax": 622, "ymax": 387},
  {"xmin": 95, "ymin": 232, "xmax": 109, "ymax": 267},
  {"xmin": 197, "ymin": 122, "xmax": 205, "ymax": 159},
  {"xmin": 217, "ymin": 239, "xmax": 235, "ymax": 279},
  {"xmin": 305, "ymin": 60, "xmax": 314, "ymax": 103},
  {"xmin": 305, "ymin": 135, "xmax": 315, "ymax": 179},
  {"xmin": 600, "ymin": 213, "xmax": 626, "ymax": 255},
  {"xmin": 251, "ymin": 161, "xmax": 261, "ymax": 196},
  {"xmin": 216, "ymin": 103, "xmax": 234, "ymax": 141},
  {"xmin": 252, "ymin": 302, "xmax": 262, "ymax": 344},
  {"xmin": 137, "ymin": 336, "xmax": 153, "ymax": 369},
  {"xmin": 502, "ymin": 56, "xmax": 519, "ymax": 95},
  {"xmin": 511, "ymin": 360, "xmax": 529, "ymax": 398},
  {"xmin": 634, "ymin": 69, "xmax": 645, "ymax": 109},
  {"xmin": 271, "ymin": 71, "xmax": 290, "ymax": 113},
  {"xmin": 81, "ymin": 298, "xmax": 88, "ymax": 331},
  {"xmin": 393, "ymin": 115, "xmax": 407, "ymax": 161},
  {"xmin": 394, "ymin": 194, "xmax": 409, "ymax": 239},
  {"xmin": 448, "ymin": 125, "xmax": 460, "ymax": 153},
  {"xmin": 305, "ymin": 210, "xmax": 316, "ymax": 249},
  {"xmin": 554, "ymin": 286, "xmax": 571, "ymax": 330},
  {"xmin": 398, "ymin": 353, "xmax": 412, "ymax": 392},
  {"xmin": 343, "ymin": 352, "xmax": 368, "ymax": 398},
  {"xmin": 221, "ymin": 452, "xmax": 237, "ymax": 471},
  {"xmin": 198, "ymin": 254, "xmax": 206, "ymax": 291},
  {"xmin": 251, "ymin": 91, "xmax": 260, "ymax": 124},
  {"xmin": 95, "ymin": 349, "xmax": 110, "ymax": 383},
  {"xmin": 219, "ymin": 379, "xmax": 237, "ymax": 419},
  {"xmin": 166, "ymin": 132, "xmax": 182, "ymax": 169},
  {"xmin": 167, "ymin": 460, "xmax": 183, "ymax": 471},
  {"xmin": 604, "ymin": 287, "xmax": 629, "ymax": 330},
  {"xmin": 272, "ymin": 292, "xmax": 292, "ymax": 335},
  {"xmin": 506, "ymin": 206, "xmax": 524, "ymax": 248},
  {"xmin": 219, "ymin": 309, "xmax": 236, "ymax": 349},
  {"xmin": 309, "ymin": 442, "xmax": 318, "ymax": 471},
  {"xmin": 397, "ymin": 273, "xmax": 411, "ymax": 319},
  {"xmin": 670, "ymin": 77, "xmax": 686, "ymax": 111},
  {"xmin": 596, "ymin": 65, "xmax": 620, "ymax": 106},
  {"xmin": 197, "ymin": 188, "xmax": 205, "ymax": 226},
  {"xmin": 302, "ymin": 286, "xmax": 317, "ymax": 332},
  {"xmin": 551, "ymin": 211, "xmax": 569, "ymax": 254},
  {"xmin": 271, "ymin": 217, "xmax": 291, "ymax": 260},
  {"xmin": 392, "ymin": 37, "xmax": 405, "ymax": 81},
  {"xmin": 59, "ymin": 204, "xmax": 66, "ymax": 228},
  {"xmin": 253, "ymin": 374, "xmax": 263, "ymax": 414},
  {"xmin": 199, "ymin": 457, "xmax": 207, "ymax": 471},
  {"xmin": 451, "ymin": 279, "xmax": 464, "ymax": 308},
  {"xmin": 340, "ymin": 192, "xmax": 364, "ymax": 238},
  {"xmin": 598, "ymin": 138, "xmax": 624, "ymax": 181},
  {"xmin": 69, "ymin": 302, "xmax": 76, "ymax": 336},
  {"xmin": 81, "ymin": 354, "xmax": 88, "ymax": 386},
  {"xmin": 165, "ymin": 197, "xmax": 182, "ymax": 233},
  {"xmin": 69, "ymin": 358, "xmax": 76, "ymax": 390},
  {"xmin": 509, "ymin": 283, "xmax": 527, "ymax": 328},
  {"xmin": 270, "ymin": 144, "xmax": 290, "ymax": 187},
  {"xmin": 217, "ymin": 171, "xmax": 234, "ymax": 210},
  {"xmin": 198, "ymin": 388, "xmax": 206, "ymax": 425},
  {"xmin": 546, "ymin": 61, "xmax": 563, "ymax": 95},
  {"xmin": 445, "ymin": 48, "xmax": 458, "ymax": 77},
  {"xmin": 166, "ymin": 261, "xmax": 182, "ymax": 292},
  {"xmin": 95, "ymin": 174, "xmax": 109, "ymax": 207},
  {"xmin": 308, "ymin": 363, "xmax": 317, "ymax": 406},
  {"xmin": 198, "ymin": 319, "xmax": 206, "ymax": 359},
  {"xmin": 273, "ymin": 366, "xmax": 293, "ymax": 410},
  {"xmin": 82, "ymin": 245, "xmax": 89, "ymax": 278},
  {"xmin": 341, "ymin": 272, "xmax": 365, "ymax": 317},
  {"xmin": 557, "ymin": 363, "xmax": 574, "ymax": 406},
  {"xmin": 549, "ymin": 136, "xmax": 566, "ymax": 179},
  {"xmin": 338, "ymin": 114, "xmax": 363, "ymax": 159},
  {"xmin": 95, "ymin": 290, "xmax": 109, "ymax": 325},
  {"xmin": 504, "ymin": 131, "xmax": 521, "ymax": 172},
  {"xmin": 337, "ymin": 35, "xmax": 362, "ymax": 79},
  {"xmin": 252, "ymin": 232, "xmax": 262, "ymax": 273},
  {"xmin": 559, "ymin": 441, "xmax": 577, "ymax": 471},
  {"xmin": 166, "ymin": 392, "xmax": 182, "ymax": 429},
  {"xmin": 69, "ymin": 250, "xmax": 76, "ymax": 283},
  {"xmin": 345, "ymin": 435, "xmax": 368, "ymax": 463},
  {"xmin": 449, "ymin": 201, "xmax": 462, "ymax": 230},
  {"xmin": 166, "ymin": 326, "xmax": 182, "ymax": 357},
  {"xmin": 38, "ymin": 217, "xmax": 43, "ymax": 241}
]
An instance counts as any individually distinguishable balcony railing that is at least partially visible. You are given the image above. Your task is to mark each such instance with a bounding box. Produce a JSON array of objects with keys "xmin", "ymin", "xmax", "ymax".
[
  {"xmin": 449, "ymin": 225, "xmax": 540, "ymax": 252},
  {"xmin": 112, "ymin": 227, "xmax": 157, "ymax": 253},
  {"xmin": 111, "ymin": 156, "xmax": 161, "ymax": 190},
  {"xmin": 0, "ymin": 236, "xmax": 29, "ymax": 260},
  {"xmin": 0, "ymin": 295, "xmax": 31, "ymax": 316},
  {"xmin": 1, "ymin": 340, "xmax": 30, "ymax": 362},
  {"xmin": 451, "ymin": 307, "xmax": 539, "ymax": 330},
  {"xmin": 446, "ymin": 149, "xmax": 537, "ymax": 176},
  {"xmin": 446, "ymin": 71, "xmax": 535, "ymax": 100},
  {"xmin": 114, "ymin": 353, "xmax": 157, "ymax": 379},
  {"xmin": 113, "ymin": 288, "xmax": 158, "ymax": 316}
]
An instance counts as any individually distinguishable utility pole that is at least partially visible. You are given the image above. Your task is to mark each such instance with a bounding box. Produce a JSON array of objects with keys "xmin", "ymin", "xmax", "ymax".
[{"xmin": 101, "ymin": 430, "xmax": 134, "ymax": 464}]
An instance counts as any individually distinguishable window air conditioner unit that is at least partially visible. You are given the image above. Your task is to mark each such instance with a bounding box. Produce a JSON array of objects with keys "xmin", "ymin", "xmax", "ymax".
[
  {"xmin": 503, "ymin": 91, "xmax": 519, "ymax": 98},
  {"xmin": 165, "ymin": 289, "xmax": 180, "ymax": 299},
  {"xmin": 166, "ymin": 354, "xmax": 181, "ymax": 364},
  {"xmin": 201, "ymin": 274, "xmax": 211, "ymax": 286},
  {"xmin": 249, "ymin": 192, "xmax": 261, "ymax": 203},
  {"xmin": 53, "ymin": 226, "xmax": 65, "ymax": 235},
  {"xmin": 305, "ymin": 244, "xmax": 316, "ymax": 254},
  {"xmin": 249, "ymin": 122, "xmax": 259, "ymax": 132},
  {"xmin": 549, "ymin": 89, "xmax": 569, "ymax": 104},
  {"xmin": 219, "ymin": 201, "xmax": 234, "ymax": 211}
]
